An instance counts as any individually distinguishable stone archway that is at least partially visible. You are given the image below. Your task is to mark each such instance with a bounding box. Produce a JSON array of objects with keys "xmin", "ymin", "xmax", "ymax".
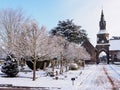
[{"xmin": 96, "ymin": 48, "xmax": 109, "ymax": 64}]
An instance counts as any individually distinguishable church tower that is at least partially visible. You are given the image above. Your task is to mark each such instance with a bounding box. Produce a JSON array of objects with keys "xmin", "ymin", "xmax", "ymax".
[{"xmin": 96, "ymin": 10, "xmax": 110, "ymax": 64}]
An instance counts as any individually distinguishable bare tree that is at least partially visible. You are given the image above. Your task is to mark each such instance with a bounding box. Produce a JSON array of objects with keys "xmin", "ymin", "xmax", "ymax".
[
  {"xmin": 23, "ymin": 21, "xmax": 47, "ymax": 81},
  {"xmin": 0, "ymin": 8, "xmax": 29, "ymax": 54},
  {"xmin": 14, "ymin": 20, "xmax": 48, "ymax": 80},
  {"xmin": 48, "ymin": 36, "xmax": 69, "ymax": 74}
]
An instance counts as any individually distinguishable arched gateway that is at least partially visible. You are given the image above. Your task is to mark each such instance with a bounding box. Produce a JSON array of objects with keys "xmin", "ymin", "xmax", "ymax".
[{"xmin": 96, "ymin": 10, "xmax": 110, "ymax": 64}]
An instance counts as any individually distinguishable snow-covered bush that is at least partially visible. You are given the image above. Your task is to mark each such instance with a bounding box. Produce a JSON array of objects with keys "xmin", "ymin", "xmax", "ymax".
[
  {"xmin": 76, "ymin": 60, "xmax": 85, "ymax": 68},
  {"xmin": 1, "ymin": 54, "xmax": 19, "ymax": 77},
  {"xmin": 69, "ymin": 63, "xmax": 79, "ymax": 70}
]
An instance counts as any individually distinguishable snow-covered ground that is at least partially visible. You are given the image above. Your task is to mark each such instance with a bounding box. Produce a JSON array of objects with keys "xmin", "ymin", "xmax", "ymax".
[{"xmin": 0, "ymin": 64, "xmax": 120, "ymax": 90}]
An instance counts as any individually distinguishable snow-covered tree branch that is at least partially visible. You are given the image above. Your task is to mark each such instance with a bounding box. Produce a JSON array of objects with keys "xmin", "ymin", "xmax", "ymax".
[{"xmin": 0, "ymin": 8, "xmax": 29, "ymax": 54}]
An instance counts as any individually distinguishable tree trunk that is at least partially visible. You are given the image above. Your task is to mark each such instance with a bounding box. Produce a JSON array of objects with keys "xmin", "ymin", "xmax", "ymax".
[
  {"xmin": 59, "ymin": 60, "xmax": 63, "ymax": 74},
  {"xmin": 33, "ymin": 58, "xmax": 36, "ymax": 81},
  {"xmin": 65, "ymin": 60, "xmax": 68, "ymax": 72},
  {"xmin": 52, "ymin": 60, "xmax": 55, "ymax": 72},
  {"xmin": 43, "ymin": 62, "xmax": 47, "ymax": 71}
]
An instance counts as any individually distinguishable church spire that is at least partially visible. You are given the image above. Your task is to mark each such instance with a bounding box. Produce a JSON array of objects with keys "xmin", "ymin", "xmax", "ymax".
[{"xmin": 99, "ymin": 10, "xmax": 106, "ymax": 30}]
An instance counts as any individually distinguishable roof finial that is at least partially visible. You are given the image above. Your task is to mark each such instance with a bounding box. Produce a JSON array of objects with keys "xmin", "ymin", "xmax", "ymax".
[{"xmin": 101, "ymin": 5, "xmax": 104, "ymax": 15}]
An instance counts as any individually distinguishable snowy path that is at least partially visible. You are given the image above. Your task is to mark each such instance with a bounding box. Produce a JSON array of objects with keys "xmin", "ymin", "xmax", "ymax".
[{"xmin": 76, "ymin": 64, "xmax": 120, "ymax": 90}]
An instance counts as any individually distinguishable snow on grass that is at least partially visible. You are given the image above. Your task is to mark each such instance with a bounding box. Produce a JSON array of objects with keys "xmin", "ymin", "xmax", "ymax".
[{"xmin": 0, "ymin": 65, "xmax": 94, "ymax": 89}]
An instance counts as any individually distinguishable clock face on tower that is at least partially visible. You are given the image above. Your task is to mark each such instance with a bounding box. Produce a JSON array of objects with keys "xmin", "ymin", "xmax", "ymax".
[
  {"xmin": 101, "ymin": 40, "xmax": 104, "ymax": 43},
  {"xmin": 97, "ymin": 34, "xmax": 109, "ymax": 44}
]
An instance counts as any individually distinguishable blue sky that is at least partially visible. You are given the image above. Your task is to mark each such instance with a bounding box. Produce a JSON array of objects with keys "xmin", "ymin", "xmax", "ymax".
[{"xmin": 0, "ymin": 0, "xmax": 120, "ymax": 46}]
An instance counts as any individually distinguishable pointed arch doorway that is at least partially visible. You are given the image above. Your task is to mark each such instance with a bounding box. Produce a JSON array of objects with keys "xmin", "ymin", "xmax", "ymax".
[
  {"xmin": 98, "ymin": 51, "xmax": 107, "ymax": 64},
  {"xmin": 96, "ymin": 45, "xmax": 110, "ymax": 64}
]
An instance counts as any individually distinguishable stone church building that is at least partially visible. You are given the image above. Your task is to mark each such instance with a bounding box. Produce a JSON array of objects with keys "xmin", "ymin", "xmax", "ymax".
[
  {"xmin": 109, "ymin": 37, "xmax": 120, "ymax": 63},
  {"xmin": 82, "ymin": 10, "xmax": 120, "ymax": 64}
]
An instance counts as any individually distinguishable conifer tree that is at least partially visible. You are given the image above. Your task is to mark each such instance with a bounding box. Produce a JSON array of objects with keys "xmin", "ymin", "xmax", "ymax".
[
  {"xmin": 1, "ymin": 54, "xmax": 19, "ymax": 77},
  {"xmin": 50, "ymin": 19, "xmax": 88, "ymax": 44}
]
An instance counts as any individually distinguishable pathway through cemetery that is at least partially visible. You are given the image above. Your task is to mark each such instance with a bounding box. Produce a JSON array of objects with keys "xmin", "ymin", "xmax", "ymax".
[{"xmin": 76, "ymin": 64, "xmax": 120, "ymax": 90}]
